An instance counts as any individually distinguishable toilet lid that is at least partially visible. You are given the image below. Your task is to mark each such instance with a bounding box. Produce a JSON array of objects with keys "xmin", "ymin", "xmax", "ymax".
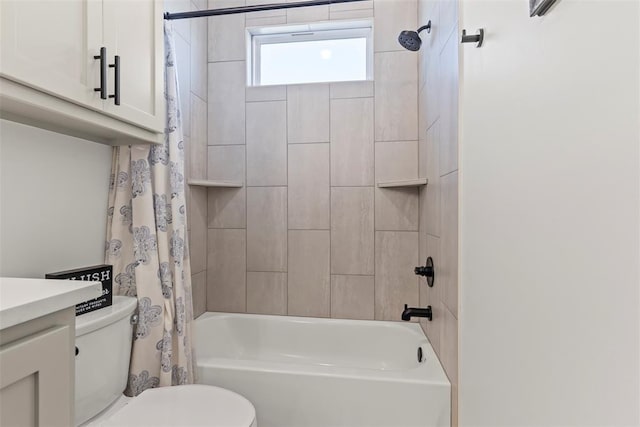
[{"xmin": 101, "ymin": 385, "xmax": 256, "ymax": 427}]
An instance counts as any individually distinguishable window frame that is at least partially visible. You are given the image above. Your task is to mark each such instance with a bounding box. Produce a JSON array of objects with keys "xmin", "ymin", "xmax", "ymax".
[{"xmin": 247, "ymin": 21, "xmax": 374, "ymax": 87}]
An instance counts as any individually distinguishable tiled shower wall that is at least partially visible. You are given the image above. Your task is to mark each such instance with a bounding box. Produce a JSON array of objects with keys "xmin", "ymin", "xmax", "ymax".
[
  {"xmin": 205, "ymin": 0, "xmax": 425, "ymax": 320},
  {"xmin": 417, "ymin": 0, "xmax": 459, "ymax": 424},
  {"xmin": 165, "ymin": 0, "xmax": 210, "ymax": 317}
]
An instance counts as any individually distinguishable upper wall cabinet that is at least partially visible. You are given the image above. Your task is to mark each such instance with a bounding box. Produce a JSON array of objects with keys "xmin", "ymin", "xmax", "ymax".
[{"xmin": 0, "ymin": 0, "xmax": 164, "ymax": 145}]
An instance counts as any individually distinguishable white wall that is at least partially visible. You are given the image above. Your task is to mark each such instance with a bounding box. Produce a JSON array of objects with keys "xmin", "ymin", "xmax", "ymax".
[
  {"xmin": 0, "ymin": 120, "xmax": 112, "ymax": 278},
  {"xmin": 459, "ymin": 0, "xmax": 639, "ymax": 425}
]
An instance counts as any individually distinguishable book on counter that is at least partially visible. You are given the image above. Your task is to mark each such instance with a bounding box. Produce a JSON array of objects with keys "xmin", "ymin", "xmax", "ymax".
[{"xmin": 46, "ymin": 264, "xmax": 113, "ymax": 316}]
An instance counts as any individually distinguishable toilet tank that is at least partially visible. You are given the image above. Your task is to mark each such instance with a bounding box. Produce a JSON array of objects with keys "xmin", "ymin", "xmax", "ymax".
[{"xmin": 75, "ymin": 296, "xmax": 137, "ymax": 426}]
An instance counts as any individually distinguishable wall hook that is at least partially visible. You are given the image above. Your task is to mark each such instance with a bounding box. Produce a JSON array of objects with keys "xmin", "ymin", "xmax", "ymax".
[{"xmin": 461, "ymin": 28, "xmax": 484, "ymax": 47}]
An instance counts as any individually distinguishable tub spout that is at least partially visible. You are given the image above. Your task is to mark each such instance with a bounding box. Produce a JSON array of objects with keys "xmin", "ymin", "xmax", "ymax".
[{"xmin": 401, "ymin": 304, "xmax": 432, "ymax": 321}]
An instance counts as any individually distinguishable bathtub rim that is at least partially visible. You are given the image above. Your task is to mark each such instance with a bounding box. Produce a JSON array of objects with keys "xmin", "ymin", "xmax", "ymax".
[
  {"xmin": 197, "ymin": 311, "xmax": 428, "ymax": 336},
  {"xmin": 195, "ymin": 311, "xmax": 451, "ymax": 386}
]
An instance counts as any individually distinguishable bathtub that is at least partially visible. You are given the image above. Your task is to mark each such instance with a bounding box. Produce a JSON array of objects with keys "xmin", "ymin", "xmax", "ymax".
[{"xmin": 195, "ymin": 313, "xmax": 450, "ymax": 427}]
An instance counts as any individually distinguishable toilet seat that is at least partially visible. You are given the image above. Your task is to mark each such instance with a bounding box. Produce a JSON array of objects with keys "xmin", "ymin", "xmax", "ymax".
[{"xmin": 100, "ymin": 385, "xmax": 257, "ymax": 427}]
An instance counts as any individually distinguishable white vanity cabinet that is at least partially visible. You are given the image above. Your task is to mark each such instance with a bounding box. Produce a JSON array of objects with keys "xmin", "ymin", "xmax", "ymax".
[
  {"xmin": 0, "ymin": 0, "xmax": 164, "ymax": 145},
  {"xmin": 0, "ymin": 278, "xmax": 102, "ymax": 426},
  {"xmin": 0, "ymin": 311, "xmax": 76, "ymax": 427}
]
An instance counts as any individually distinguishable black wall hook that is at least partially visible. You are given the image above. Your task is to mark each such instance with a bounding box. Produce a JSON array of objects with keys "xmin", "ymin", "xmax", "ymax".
[
  {"xmin": 461, "ymin": 28, "xmax": 484, "ymax": 47},
  {"xmin": 414, "ymin": 257, "xmax": 435, "ymax": 287}
]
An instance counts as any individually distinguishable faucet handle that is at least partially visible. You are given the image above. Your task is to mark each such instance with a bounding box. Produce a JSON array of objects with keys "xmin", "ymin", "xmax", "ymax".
[{"xmin": 414, "ymin": 256, "xmax": 435, "ymax": 287}]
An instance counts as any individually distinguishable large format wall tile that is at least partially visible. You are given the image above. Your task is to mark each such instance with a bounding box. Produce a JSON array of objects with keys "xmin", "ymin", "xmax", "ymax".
[
  {"xmin": 330, "ymin": 81, "xmax": 374, "ymax": 99},
  {"xmin": 192, "ymin": 0, "xmax": 206, "ymax": 10},
  {"xmin": 287, "ymin": 2, "xmax": 328, "ymax": 23},
  {"xmin": 190, "ymin": 11, "xmax": 207, "ymax": 101},
  {"xmin": 208, "ymin": 61, "xmax": 245, "ymax": 145},
  {"xmin": 416, "ymin": 1, "xmax": 458, "ymax": 423},
  {"xmin": 329, "ymin": 7, "xmax": 373, "ymax": 20},
  {"xmin": 201, "ymin": 0, "xmax": 426, "ymax": 332},
  {"xmin": 207, "ymin": 0, "xmax": 246, "ymax": 62},
  {"xmin": 331, "ymin": 98, "xmax": 374, "ymax": 186},
  {"xmin": 287, "ymin": 84, "xmax": 330, "ymax": 144},
  {"xmin": 246, "ymin": 0, "xmax": 286, "ymax": 20},
  {"xmin": 440, "ymin": 301, "xmax": 458, "ymax": 386},
  {"xmin": 207, "ymin": 145, "xmax": 245, "ymax": 182},
  {"xmin": 438, "ymin": 0, "xmax": 458, "ymax": 50},
  {"xmin": 417, "ymin": 0, "xmax": 438, "ymax": 91},
  {"xmin": 288, "ymin": 230, "xmax": 330, "ymax": 317},
  {"xmin": 424, "ymin": 44, "xmax": 440, "ymax": 129},
  {"xmin": 166, "ymin": 0, "xmax": 192, "ymax": 42},
  {"xmin": 375, "ymin": 51, "xmax": 418, "ymax": 142},
  {"xmin": 331, "ymin": 275, "xmax": 374, "ymax": 320},
  {"xmin": 288, "ymin": 143, "xmax": 330, "ymax": 230},
  {"xmin": 188, "ymin": 186, "xmax": 208, "ymax": 273},
  {"xmin": 247, "ymin": 187, "xmax": 287, "ymax": 271},
  {"xmin": 246, "ymin": 85, "xmax": 287, "ymax": 102},
  {"xmin": 191, "ymin": 270, "xmax": 207, "ymax": 318},
  {"xmin": 247, "ymin": 272, "xmax": 287, "ymax": 315},
  {"xmin": 420, "ymin": 233, "xmax": 441, "ymax": 354},
  {"xmin": 424, "ymin": 120, "xmax": 441, "ymax": 236},
  {"xmin": 208, "ymin": 187, "xmax": 246, "ymax": 229},
  {"xmin": 246, "ymin": 101, "xmax": 287, "ymax": 186},
  {"xmin": 440, "ymin": 171, "xmax": 458, "ymax": 316},
  {"xmin": 375, "ymin": 141, "xmax": 419, "ymax": 182},
  {"xmin": 374, "ymin": 0, "xmax": 417, "ymax": 52},
  {"xmin": 331, "ymin": 187, "xmax": 374, "ymax": 275},
  {"xmin": 189, "ymin": 95, "xmax": 207, "ymax": 180},
  {"xmin": 207, "ymin": 229, "xmax": 246, "ymax": 312},
  {"xmin": 439, "ymin": 30, "xmax": 459, "ymax": 175},
  {"xmin": 329, "ymin": 0, "xmax": 373, "ymax": 11},
  {"xmin": 207, "ymin": 138, "xmax": 247, "ymax": 229},
  {"xmin": 375, "ymin": 187, "xmax": 420, "ymax": 231},
  {"xmin": 374, "ymin": 231, "xmax": 419, "ymax": 320},
  {"xmin": 245, "ymin": 14, "xmax": 287, "ymax": 27},
  {"xmin": 175, "ymin": 33, "xmax": 191, "ymax": 136}
]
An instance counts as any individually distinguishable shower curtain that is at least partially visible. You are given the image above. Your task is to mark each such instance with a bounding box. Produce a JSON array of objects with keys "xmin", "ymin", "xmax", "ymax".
[{"xmin": 105, "ymin": 22, "xmax": 195, "ymax": 396}]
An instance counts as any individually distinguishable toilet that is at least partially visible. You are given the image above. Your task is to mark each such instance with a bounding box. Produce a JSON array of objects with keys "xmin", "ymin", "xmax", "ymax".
[{"xmin": 74, "ymin": 295, "xmax": 257, "ymax": 426}]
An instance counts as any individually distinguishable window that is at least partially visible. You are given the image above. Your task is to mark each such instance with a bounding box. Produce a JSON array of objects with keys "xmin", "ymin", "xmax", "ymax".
[{"xmin": 247, "ymin": 21, "xmax": 373, "ymax": 86}]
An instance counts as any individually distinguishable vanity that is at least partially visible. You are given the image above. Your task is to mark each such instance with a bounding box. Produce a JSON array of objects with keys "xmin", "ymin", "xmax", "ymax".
[{"xmin": 0, "ymin": 278, "xmax": 102, "ymax": 426}]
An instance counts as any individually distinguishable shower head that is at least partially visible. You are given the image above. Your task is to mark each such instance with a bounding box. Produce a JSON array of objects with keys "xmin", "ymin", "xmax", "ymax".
[{"xmin": 398, "ymin": 21, "xmax": 431, "ymax": 51}]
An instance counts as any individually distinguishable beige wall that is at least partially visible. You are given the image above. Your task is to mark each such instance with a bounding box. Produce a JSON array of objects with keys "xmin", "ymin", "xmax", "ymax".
[
  {"xmin": 205, "ymin": 0, "xmax": 426, "ymax": 321},
  {"xmin": 166, "ymin": 0, "xmax": 209, "ymax": 317},
  {"xmin": 417, "ymin": 0, "xmax": 459, "ymax": 424}
]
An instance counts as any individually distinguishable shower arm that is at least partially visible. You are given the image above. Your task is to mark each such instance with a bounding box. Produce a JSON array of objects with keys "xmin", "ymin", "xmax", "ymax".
[
  {"xmin": 164, "ymin": 0, "xmax": 370, "ymax": 20},
  {"xmin": 417, "ymin": 22, "xmax": 432, "ymax": 34}
]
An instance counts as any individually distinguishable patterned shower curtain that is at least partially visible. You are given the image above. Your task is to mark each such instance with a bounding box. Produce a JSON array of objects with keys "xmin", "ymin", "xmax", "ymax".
[{"xmin": 104, "ymin": 22, "xmax": 195, "ymax": 396}]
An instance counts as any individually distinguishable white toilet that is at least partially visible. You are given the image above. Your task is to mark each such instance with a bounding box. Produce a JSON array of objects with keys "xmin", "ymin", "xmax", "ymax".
[{"xmin": 74, "ymin": 295, "xmax": 257, "ymax": 426}]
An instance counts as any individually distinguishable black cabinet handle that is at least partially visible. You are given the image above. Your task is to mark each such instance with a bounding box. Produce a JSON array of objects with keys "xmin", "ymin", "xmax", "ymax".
[
  {"xmin": 93, "ymin": 47, "xmax": 107, "ymax": 99},
  {"xmin": 109, "ymin": 55, "xmax": 120, "ymax": 105}
]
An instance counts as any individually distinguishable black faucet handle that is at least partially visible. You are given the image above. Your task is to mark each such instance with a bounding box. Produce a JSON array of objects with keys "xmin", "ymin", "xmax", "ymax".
[{"xmin": 414, "ymin": 257, "xmax": 435, "ymax": 287}]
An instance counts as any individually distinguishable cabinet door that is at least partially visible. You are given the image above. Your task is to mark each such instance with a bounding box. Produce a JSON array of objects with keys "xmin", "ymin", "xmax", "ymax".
[
  {"xmin": 102, "ymin": 0, "xmax": 164, "ymax": 133},
  {"xmin": 0, "ymin": 0, "xmax": 104, "ymax": 111},
  {"xmin": 0, "ymin": 326, "xmax": 73, "ymax": 427}
]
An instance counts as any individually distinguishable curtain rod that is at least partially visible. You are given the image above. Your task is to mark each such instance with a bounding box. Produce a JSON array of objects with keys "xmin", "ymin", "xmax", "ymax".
[{"xmin": 164, "ymin": 0, "xmax": 368, "ymax": 20}]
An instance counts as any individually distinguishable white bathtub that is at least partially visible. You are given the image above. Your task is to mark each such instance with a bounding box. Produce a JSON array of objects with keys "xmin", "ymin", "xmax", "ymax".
[{"xmin": 195, "ymin": 313, "xmax": 450, "ymax": 427}]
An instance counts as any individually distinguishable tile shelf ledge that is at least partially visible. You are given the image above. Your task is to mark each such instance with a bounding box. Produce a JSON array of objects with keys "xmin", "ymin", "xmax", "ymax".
[
  {"xmin": 187, "ymin": 179, "xmax": 244, "ymax": 188},
  {"xmin": 376, "ymin": 178, "xmax": 428, "ymax": 188}
]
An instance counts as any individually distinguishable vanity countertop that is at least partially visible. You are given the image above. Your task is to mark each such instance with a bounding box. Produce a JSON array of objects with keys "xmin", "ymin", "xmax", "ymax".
[{"xmin": 0, "ymin": 277, "xmax": 102, "ymax": 330}]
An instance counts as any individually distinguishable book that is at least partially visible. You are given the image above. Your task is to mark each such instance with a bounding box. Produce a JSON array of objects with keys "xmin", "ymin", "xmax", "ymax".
[{"xmin": 46, "ymin": 264, "xmax": 113, "ymax": 316}]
